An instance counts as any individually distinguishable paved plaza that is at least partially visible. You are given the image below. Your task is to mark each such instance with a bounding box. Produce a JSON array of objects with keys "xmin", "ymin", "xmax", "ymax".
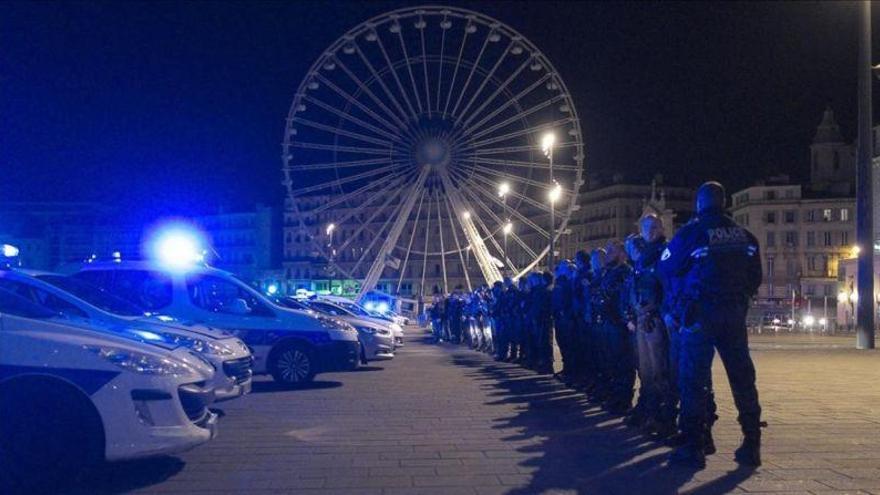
[{"xmin": 70, "ymin": 329, "xmax": 880, "ymax": 495}]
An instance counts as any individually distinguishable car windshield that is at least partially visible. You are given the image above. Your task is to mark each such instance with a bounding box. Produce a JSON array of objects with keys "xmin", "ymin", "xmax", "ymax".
[
  {"xmin": 0, "ymin": 287, "xmax": 57, "ymax": 319},
  {"xmin": 275, "ymin": 297, "xmax": 310, "ymax": 311},
  {"xmin": 337, "ymin": 301, "xmax": 371, "ymax": 317},
  {"xmin": 36, "ymin": 275, "xmax": 146, "ymax": 317}
]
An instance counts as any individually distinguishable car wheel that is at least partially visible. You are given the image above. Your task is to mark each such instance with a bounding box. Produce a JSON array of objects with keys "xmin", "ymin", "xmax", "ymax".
[
  {"xmin": 269, "ymin": 343, "xmax": 316, "ymax": 385},
  {"xmin": 0, "ymin": 379, "xmax": 104, "ymax": 493}
]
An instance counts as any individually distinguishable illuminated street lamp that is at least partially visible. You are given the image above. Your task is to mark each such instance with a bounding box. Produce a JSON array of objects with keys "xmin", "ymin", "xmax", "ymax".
[{"xmin": 498, "ymin": 182, "xmax": 510, "ymax": 199}]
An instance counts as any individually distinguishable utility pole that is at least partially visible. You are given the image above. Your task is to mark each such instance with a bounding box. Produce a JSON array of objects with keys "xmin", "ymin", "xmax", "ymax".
[{"xmin": 856, "ymin": 0, "xmax": 875, "ymax": 349}]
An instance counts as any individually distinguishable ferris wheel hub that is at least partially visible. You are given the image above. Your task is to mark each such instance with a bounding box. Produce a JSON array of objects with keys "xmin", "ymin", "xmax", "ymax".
[{"xmin": 415, "ymin": 137, "xmax": 451, "ymax": 168}]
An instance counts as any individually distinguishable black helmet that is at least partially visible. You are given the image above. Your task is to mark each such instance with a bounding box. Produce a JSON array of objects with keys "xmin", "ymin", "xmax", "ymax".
[{"xmin": 696, "ymin": 181, "xmax": 726, "ymax": 215}]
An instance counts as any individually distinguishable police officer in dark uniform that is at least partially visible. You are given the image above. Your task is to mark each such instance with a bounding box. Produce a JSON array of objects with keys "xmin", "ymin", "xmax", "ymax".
[
  {"xmin": 552, "ymin": 261, "xmax": 576, "ymax": 383},
  {"xmin": 598, "ymin": 241, "xmax": 635, "ymax": 414},
  {"xmin": 570, "ymin": 251, "xmax": 591, "ymax": 386},
  {"xmin": 660, "ymin": 181, "xmax": 763, "ymax": 468},
  {"xmin": 490, "ymin": 282, "xmax": 506, "ymax": 360}
]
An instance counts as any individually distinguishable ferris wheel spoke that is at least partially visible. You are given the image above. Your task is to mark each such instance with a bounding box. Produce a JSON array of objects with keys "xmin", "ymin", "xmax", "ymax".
[
  {"xmin": 442, "ymin": 20, "xmax": 472, "ymax": 117},
  {"xmin": 394, "ymin": 28, "xmax": 424, "ymax": 115},
  {"xmin": 291, "ymin": 117, "xmax": 397, "ymax": 148},
  {"xmin": 290, "ymin": 163, "xmax": 407, "ymax": 195},
  {"xmin": 449, "ymin": 29, "xmax": 493, "ymax": 119},
  {"xmin": 434, "ymin": 188, "xmax": 449, "ymax": 292},
  {"xmin": 419, "ymin": 186, "xmax": 434, "ymax": 295},
  {"xmin": 471, "ymin": 164, "xmax": 577, "ymax": 196},
  {"xmin": 435, "ymin": 15, "xmax": 448, "ymax": 115},
  {"xmin": 463, "ymin": 139, "xmax": 578, "ymax": 157},
  {"xmin": 396, "ymin": 186, "xmax": 428, "ymax": 293},
  {"xmin": 457, "ymin": 72, "xmax": 553, "ymax": 139},
  {"xmin": 453, "ymin": 38, "xmax": 513, "ymax": 127},
  {"xmin": 344, "ymin": 48, "xmax": 413, "ymax": 131},
  {"xmin": 441, "ymin": 193, "xmax": 472, "ymax": 291},
  {"xmin": 451, "ymin": 169, "xmax": 551, "ymax": 233},
  {"xmin": 334, "ymin": 177, "xmax": 412, "ymax": 255},
  {"xmin": 317, "ymin": 67, "xmax": 410, "ymax": 138},
  {"xmin": 464, "ymin": 117, "xmax": 574, "ymax": 149},
  {"xmin": 419, "ymin": 21, "xmax": 431, "ymax": 119},
  {"xmin": 289, "ymin": 157, "xmax": 395, "ymax": 172},
  {"xmin": 467, "ymin": 171, "xmax": 553, "ymax": 213},
  {"xmin": 467, "ymin": 94, "xmax": 568, "ymax": 142},
  {"xmin": 321, "ymin": 170, "xmax": 414, "ymax": 232},
  {"xmin": 469, "ymin": 156, "xmax": 581, "ymax": 172},
  {"xmin": 292, "ymin": 141, "xmax": 401, "ymax": 156},
  {"xmin": 370, "ymin": 33, "xmax": 420, "ymax": 121},
  {"xmin": 303, "ymin": 95, "xmax": 407, "ymax": 144},
  {"xmin": 306, "ymin": 168, "xmax": 411, "ymax": 216},
  {"xmin": 452, "ymin": 189, "xmax": 521, "ymax": 275},
  {"xmin": 351, "ymin": 207, "xmax": 398, "ymax": 276},
  {"xmin": 457, "ymin": 54, "xmax": 534, "ymax": 131}
]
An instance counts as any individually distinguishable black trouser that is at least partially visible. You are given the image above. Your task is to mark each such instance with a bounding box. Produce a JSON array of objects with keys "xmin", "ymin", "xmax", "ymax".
[{"xmin": 679, "ymin": 298, "xmax": 761, "ymax": 441}]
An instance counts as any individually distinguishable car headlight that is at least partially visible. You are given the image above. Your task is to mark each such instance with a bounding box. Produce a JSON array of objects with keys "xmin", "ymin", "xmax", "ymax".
[
  {"xmin": 355, "ymin": 325, "xmax": 377, "ymax": 335},
  {"xmin": 390, "ymin": 323, "xmax": 403, "ymax": 333},
  {"xmin": 157, "ymin": 332, "xmax": 233, "ymax": 357},
  {"xmin": 86, "ymin": 346, "xmax": 195, "ymax": 376}
]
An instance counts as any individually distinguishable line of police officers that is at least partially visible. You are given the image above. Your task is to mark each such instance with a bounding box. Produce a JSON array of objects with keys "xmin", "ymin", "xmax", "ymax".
[{"xmin": 429, "ymin": 182, "xmax": 764, "ymax": 469}]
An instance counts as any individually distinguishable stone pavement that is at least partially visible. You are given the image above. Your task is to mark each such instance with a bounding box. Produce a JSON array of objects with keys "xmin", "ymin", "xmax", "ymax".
[{"xmin": 68, "ymin": 329, "xmax": 880, "ymax": 495}]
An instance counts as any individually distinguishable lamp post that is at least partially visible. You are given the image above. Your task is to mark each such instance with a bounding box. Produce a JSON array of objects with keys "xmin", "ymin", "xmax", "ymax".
[
  {"xmin": 548, "ymin": 182, "xmax": 562, "ymax": 272},
  {"xmin": 856, "ymin": 0, "xmax": 875, "ymax": 348},
  {"xmin": 326, "ymin": 223, "xmax": 336, "ymax": 294},
  {"xmin": 542, "ymin": 132, "xmax": 556, "ymax": 271},
  {"xmin": 503, "ymin": 221, "xmax": 513, "ymax": 275}
]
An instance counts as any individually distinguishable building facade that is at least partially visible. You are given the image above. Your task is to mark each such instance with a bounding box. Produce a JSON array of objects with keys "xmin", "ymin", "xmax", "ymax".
[
  {"xmin": 194, "ymin": 205, "xmax": 282, "ymax": 284},
  {"xmin": 730, "ymin": 108, "xmax": 858, "ymax": 326}
]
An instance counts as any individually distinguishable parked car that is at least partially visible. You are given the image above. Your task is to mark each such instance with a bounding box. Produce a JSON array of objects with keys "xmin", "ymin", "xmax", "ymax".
[
  {"xmin": 286, "ymin": 297, "xmax": 394, "ymax": 363},
  {"xmin": 74, "ymin": 260, "xmax": 360, "ymax": 385},
  {"xmin": 0, "ymin": 268, "xmax": 254, "ymax": 401},
  {"xmin": 0, "ymin": 288, "xmax": 218, "ymax": 492},
  {"xmin": 318, "ymin": 295, "xmax": 405, "ymax": 346}
]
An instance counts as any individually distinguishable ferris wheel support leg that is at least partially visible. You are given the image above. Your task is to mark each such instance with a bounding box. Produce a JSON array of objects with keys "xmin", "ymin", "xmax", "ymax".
[
  {"xmin": 356, "ymin": 165, "xmax": 432, "ymax": 303},
  {"xmin": 438, "ymin": 170, "xmax": 503, "ymax": 287}
]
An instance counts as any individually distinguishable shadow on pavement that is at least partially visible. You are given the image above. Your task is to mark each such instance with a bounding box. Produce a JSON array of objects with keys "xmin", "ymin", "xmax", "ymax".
[
  {"xmin": 251, "ymin": 379, "xmax": 342, "ymax": 394},
  {"xmin": 450, "ymin": 352, "xmax": 757, "ymax": 495},
  {"xmin": 350, "ymin": 365, "xmax": 385, "ymax": 372},
  {"xmin": 63, "ymin": 456, "xmax": 184, "ymax": 495}
]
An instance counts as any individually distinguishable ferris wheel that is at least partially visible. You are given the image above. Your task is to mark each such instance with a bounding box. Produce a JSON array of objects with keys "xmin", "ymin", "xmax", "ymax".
[{"xmin": 282, "ymin": 5, "xmax": 584, "ymax": 299}]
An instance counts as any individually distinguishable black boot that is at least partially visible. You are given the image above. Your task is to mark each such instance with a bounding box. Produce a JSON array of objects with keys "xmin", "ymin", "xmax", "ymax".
[
  {"xmin": 703, "ymin": 429, "xmax": 716, "ymax": 456},
  {"xmin": 669, "ymin": 428, "xmax": 706, "ymax": 469},
  {"xmin": 734, "ymin": 430, "xmax": 761, "ymax": 466}
]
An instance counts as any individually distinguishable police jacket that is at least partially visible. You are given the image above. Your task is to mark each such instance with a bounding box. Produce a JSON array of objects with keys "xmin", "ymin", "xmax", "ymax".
[
  {"xmin": 551, "ymin": 277, "xmax": 573, "ymax": 322},
  {"xmin": 633, "ymin": 237, "xmax": 667, "ymax": 314},
  {"xmin": 597, "ymin": 263, "xmax": 631, "ymax": 326},
  {"xmin": 659, "ymin": 209, "xmax": 762, "ymax": 302}
]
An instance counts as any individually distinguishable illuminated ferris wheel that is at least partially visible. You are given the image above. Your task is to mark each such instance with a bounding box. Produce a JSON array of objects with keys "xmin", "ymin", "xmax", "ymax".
[{"xmin": 282, "ymin": 5, "xmax": 584, "ymax": 299}]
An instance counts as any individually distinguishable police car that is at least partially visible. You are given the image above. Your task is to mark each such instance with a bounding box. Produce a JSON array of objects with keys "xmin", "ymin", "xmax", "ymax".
[
  {"xmin": 319, "ymin": 295, "xmax": 405, "ymax": 347},
  {"xmin": 0, "ymin": 287, "xmax": 218, "ymax": 492},
  {"xmin": 0, "ymin": 267, "xmax": 253, "ymax": 401},
  {"xmin": 74, "ymin": 260, "xmax": 360, "ymax": 385},
  {"xmin": 280, "ymin": 297, "xmax": 394, "ymax": 363}
]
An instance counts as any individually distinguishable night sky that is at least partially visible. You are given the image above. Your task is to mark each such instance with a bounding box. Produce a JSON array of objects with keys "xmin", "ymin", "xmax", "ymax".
[{"xmin": 2, "ymin": 1, "xmax": 875, "ymax": 222}]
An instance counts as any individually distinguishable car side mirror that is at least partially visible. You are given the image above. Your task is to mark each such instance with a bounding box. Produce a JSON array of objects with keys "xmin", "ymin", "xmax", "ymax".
[{"xmin": 228, "ymin": 298, "xmax": 251, "ymax": 315}]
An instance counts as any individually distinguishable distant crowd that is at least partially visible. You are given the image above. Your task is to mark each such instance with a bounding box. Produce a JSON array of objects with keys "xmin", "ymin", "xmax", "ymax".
[{"xmin": 427, "ymin": 182, "xmax": 765, "ymax": 469}]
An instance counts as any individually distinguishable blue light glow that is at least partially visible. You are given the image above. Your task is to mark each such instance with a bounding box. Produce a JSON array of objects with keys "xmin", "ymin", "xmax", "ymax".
[
  {"xmin": 376, "ymin": 302, "xmax": 390, "ymax": 314},
  {"xmin": 151, "ymin": 227, "xmax": 205, "ymax": 270},
  {"xmin": 1, "ymin": 244, "xmax": 19, "ymax": 258},
  {"xmin": 267, "ymin": 283, "xmax": 279, "ymax": 295}
]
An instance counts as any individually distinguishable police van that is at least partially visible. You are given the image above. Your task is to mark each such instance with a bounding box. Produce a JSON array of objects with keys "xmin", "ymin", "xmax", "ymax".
[
  {"xmin": 74, "ymin": 260, "xmax": 360, "ymax": 385},
  {"xmin": 0, "ymin": 287, "xmax": 218, "ymax": 492},
  {"xmin": 0, "ymin": 267, "xmax": 253, "ymax": 401}
]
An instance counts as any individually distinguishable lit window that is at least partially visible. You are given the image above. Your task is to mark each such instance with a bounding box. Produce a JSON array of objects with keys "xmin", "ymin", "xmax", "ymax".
[
  {"xmin": 823, "ymin": 209, "xmax": 833, "ymax": 222},
  {"xmin": 840, "ymin": 208, "xmax": 849, "ymax": 221}
]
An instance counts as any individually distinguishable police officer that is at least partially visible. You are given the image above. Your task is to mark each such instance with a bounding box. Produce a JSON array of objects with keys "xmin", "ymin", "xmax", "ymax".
[
  {"xmin": 490, "ymin": 282, "xmax": 506, "ymax": 360},
  {"xmin": 660, "ymin": 181, "xmax": 763, "ymax": 468},
  {"xmin": 587, "ymin": 248, "xmax": 608, "ymax": 401},
  {"xmin": 552, "ymin": 260, "xmax": 576, "ymax": 383},
  {"xmin": 599, "ymin": 241, "xmax": 635, "ymax": 415}
]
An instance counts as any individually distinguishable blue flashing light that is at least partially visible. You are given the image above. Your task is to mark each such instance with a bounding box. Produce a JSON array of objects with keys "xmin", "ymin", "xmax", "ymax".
[
  {"xmin": 151, "ymin": 228, "xmax": 205, "ymax": 270},
  {"xmin": 1, "ymin": 244, "xmax": 19, "ymax": 258},
  {"xmin": 363, "ymin": 301, "xmax": 376, "ymax": 311},
  {"xmin": 267, "ymin": 283, "xmax": 279, "ymax": 295},
  {"xmin": 376, "ymin": 302, "xmax": 390, "ymax": 314}
]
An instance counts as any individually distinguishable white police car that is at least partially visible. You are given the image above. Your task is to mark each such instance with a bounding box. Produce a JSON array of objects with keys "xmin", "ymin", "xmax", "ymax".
[
  {"xmin": 319, "ymin": 295, "xmax": 405, "ymax": 346},
  {"xmin": 0, "ymin": 267, "xmax": 253, "ymax": 401},
  {"xmin": 280, "ymin": 297, "xmax": 394, "ymax": 363},
  {"xmin": 75, "ymin": 260, "xmax": 360, "ymax": 385},
  {"xmin": 0, "ymin": 287, "xmax": 218, "ymax": 492}
]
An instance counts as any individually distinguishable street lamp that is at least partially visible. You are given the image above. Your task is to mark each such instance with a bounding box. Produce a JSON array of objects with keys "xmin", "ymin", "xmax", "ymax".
[
  {"xmin": 498, "ymin": 182, "xmax": 510, "ymax": 199},
  {"xmin": 502, "ymin": 221, "xmax": 513, "ymax": 274},
  {"xmin": 548, "ymin": 182, "xmax": 562, "ymax": 271}
]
